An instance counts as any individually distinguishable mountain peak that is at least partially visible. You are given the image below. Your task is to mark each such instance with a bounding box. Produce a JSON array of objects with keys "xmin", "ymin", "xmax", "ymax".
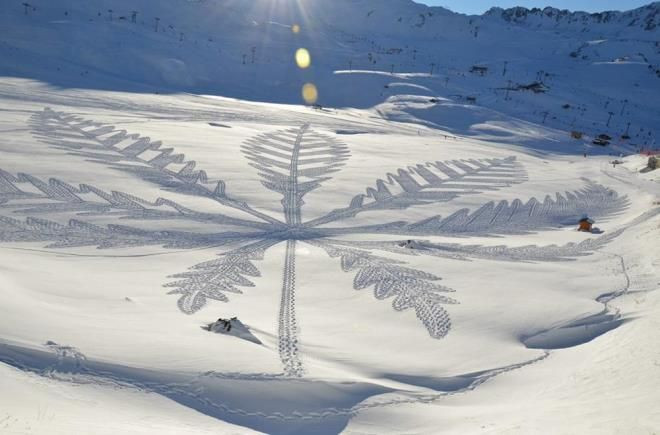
[{"xmin": 484, "ymin": 2, "xmax": 659, "ymax": 31}]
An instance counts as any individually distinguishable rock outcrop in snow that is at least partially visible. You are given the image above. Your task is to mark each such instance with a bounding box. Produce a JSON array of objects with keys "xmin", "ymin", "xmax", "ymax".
[{"xmin": 485, "ymin": 2, "xmax": 659, "ymax": 31}]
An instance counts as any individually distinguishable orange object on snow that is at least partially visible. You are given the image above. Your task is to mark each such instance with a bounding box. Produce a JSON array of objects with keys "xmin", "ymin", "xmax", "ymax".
[{"xmin": 578, "ymin": 217, "xmax": 594, "ymax": 232}]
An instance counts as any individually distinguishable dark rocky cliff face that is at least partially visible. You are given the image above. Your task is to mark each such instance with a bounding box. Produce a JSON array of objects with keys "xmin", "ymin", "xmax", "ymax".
[{"xmin": 484, "ymin": 2, "xmax": 659, "ymax": 31}]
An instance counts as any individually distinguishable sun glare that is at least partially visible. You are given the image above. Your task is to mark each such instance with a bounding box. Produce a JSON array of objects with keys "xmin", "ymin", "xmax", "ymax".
[
  {"xmin": 295, "ymin": 48, "xmax": 311, "ymax": 69},
  {"xmin": 302, "ymin": 83, "xmax": 318, "ymax": 104}
]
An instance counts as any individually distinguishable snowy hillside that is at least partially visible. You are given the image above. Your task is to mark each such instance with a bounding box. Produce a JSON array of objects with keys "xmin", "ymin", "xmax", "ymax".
[
  {"xmin": 1, "ymin": 0, "xmax": 659, "ymax": 151},
  {"xmin": 0, "ymin": 0, "xmax": 659, "ymax": 434}
]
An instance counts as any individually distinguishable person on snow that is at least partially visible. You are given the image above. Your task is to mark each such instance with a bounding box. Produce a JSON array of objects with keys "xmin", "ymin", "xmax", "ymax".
[
  {"xmin": 215, "ymin": 318, "xmax": 229, "ymax": 330},
  {"xmin": 211, "ymin": 317, "xmax": 237, "ymax": 332}
]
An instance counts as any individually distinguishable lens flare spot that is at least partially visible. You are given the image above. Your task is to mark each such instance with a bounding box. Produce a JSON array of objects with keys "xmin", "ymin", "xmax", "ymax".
[
  {"xmin": 292, "ymin": 24, "xmax": 301, "ymax": 34},
  {"xmin": 302, "ymin": 83, "xmax": 318, "ymax": 105},
  {"xmin": 295, "ymin": 48, "xmax": 311, "ymax": 69}
]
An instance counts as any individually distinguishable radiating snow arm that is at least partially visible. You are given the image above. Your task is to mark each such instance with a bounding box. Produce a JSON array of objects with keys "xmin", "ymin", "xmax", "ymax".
[
  {"xmin": 305, "ymin": 156, "xmax": 526, "ymax": 228},
  {"xmin": 329, "ymin": 229, "xmax": 624, "ymax": 263},
  {"xmin": 165, "ymin": 239, "xmax": 278, "ymax": 315},
  {"xmin": 321, "ymin": 182, "xmax": 629, "ymax": 237},
  {"xmin": 0, "ymin": 169, "xmax": 273, "ymax": 230},
  {"xmin": 242, "ymin": 125, "xmax": 349, "ymax": 225},
  {"xmin": 400, "ymin": 181, "xmax": 629, "ymax": 237},
  {"xmin": 309, "ymin": 239, "xmax": 457, "ymax": 339},
  {"xmin": 0, "ymin": 215, "xmax": 248, "ymax": 249},
  {"xmin": 29, "ymin": 108, "xmax": 282, "ymax": 225}
]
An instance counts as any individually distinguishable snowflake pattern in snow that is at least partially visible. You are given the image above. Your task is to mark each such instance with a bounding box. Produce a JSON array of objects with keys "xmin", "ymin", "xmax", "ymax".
[{"xmin": 0, "ymin": 108, "xmax": 631, "ymax": 377}]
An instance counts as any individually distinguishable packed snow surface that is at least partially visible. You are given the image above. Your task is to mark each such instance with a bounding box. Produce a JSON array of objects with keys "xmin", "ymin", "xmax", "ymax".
[{"xmin": 0, "ymin": 0, "xmax": 658, "ymax": 434}]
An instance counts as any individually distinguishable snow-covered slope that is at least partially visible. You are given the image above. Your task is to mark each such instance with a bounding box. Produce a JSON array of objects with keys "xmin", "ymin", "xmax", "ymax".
[
  {"xmin": 0, "ymin": 1, "xmax": 658, "ymax": 434},
  {"xmin": 1, "ymin": 0, "xmax": 658, "ymax": 151}
]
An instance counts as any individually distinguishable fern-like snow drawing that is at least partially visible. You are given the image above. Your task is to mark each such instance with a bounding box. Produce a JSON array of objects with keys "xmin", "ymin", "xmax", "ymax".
[{"xmin": 0, "ymin": 108, "xmax": 632, "ymax": 377}]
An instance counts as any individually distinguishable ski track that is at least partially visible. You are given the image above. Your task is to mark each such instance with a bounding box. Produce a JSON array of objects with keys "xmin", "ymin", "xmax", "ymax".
[
  {"xmin": 0, "ymin": 341, "xmax": 550, "ymax": 422},
  {"xmin": 278, "ymin": 240, "xmax": 304, "ymax": 378}
]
